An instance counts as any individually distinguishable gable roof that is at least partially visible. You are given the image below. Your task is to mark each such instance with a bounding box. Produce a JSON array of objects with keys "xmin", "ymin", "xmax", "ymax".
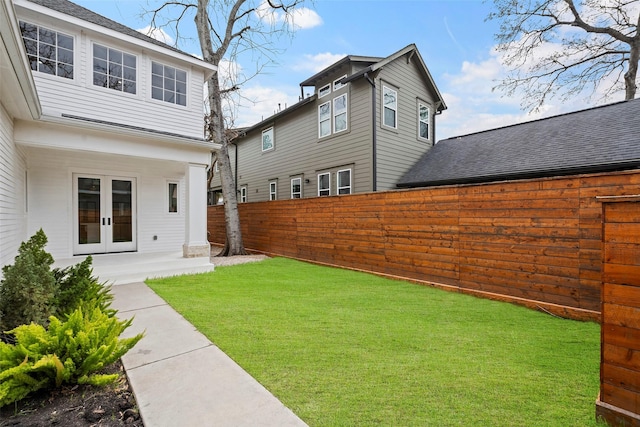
[
  {"xmin": 397, "ymin": 98, "xmax": 640, "ymax": 188},
  {"xmin": 300, "ymin": 44, "xmax": 446, "ymax": 113}
]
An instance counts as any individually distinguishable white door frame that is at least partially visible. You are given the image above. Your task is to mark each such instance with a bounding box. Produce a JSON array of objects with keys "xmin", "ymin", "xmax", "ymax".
[{"xmin": 72, "ymin": 173, "xmax": 137, "ymax": 255}]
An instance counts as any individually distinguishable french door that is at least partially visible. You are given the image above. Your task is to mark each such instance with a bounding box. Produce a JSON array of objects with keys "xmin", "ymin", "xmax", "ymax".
[{"xmin": 73, "ymin": 174, "xmax": 137, "ymax": 255}]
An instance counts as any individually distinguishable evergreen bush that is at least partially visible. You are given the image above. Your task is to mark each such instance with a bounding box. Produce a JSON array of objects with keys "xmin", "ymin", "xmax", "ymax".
[{"xmin": 0, "ymin": 229, "xmax": 56, "ymax": 332}]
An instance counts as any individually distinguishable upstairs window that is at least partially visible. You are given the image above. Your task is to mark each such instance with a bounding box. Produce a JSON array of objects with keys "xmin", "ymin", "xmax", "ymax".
[
  {"xmin": 337, "ymin": 169, "xmax": 351, "ymax": 195},
  {"xmin": 291, "ymin": 178, "xmax": 302, "ymax": 199},
  {"xmin": 318, "ymin": 83, "xmax": 331, "ymax": 98},
  {"xmin": 319, "ymin": 101, "xmax": 331, "ymax": 138},
  {"xmin": 152, "ymin": 62, "xmax": 187, "ymax": 106},
  {"xmin": 93, "ymin": 44, "xmax": 136, "ymax": 94},
  {"xmin": 333, "ymin": 75, "xmax": 347, "ymax": 91},
  {"xmin": 383, "ymin": 85, "xmax": 397, "ymax": 129},
  {"xmin": 333, "ymin": 94, "xmax": 348, "ymax": 133},
  {"xmin": 19, "ymin": 22, "xmax": 73, "ymax": 79},
  {"xmin": 262, "ymin": 127, "xmax": 274, "ymax": 152},
  {"xmin": 318, "ymin": 173, "xmax": 330, "ymax": 197},
  {"xmin": 418, "ymin": 103, "xmax": 430, "ymax": 140}
]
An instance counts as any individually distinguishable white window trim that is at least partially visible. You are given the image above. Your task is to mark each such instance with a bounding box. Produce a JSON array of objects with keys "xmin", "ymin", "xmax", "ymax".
[
  {"xmin": 291, "ymin": 177, "xmax": 302, "ymax": 199},
  {"xmin": 240, "ymin": 186, "xmax": 247, "ymax": 203},
  {"xmin": 150, "ymin": 61, "xmax": 188, "ymax": 107},
  {"xmin": 333, "ymin": 93, "xmax": 348, "ymax": 134},
  {"xmin": 91, "ymin": 42, "xmax": 138, "ymax": 96},
  {"xmin": 418, "ymin": 102, "xmax": 430, "ymax": 141},
  {"xmin": 318, "ymin": 101, "xmax": 331, "ymax": 138},
  {"xmin": 318, "ymin": 172, "xmax": 331, "ymax": 197},
  {"xmin": 318, "ymin": 83, "xmax": 331, "ymax": 98},
  {"xmin": 382, "ymin": 85, "xmax": 398, "ymax": 129},
  {"xmin": 337, "ymin": 168, "xmax": 352, "ymax": 195},
  {"xmin": 333, "ymin": 75, "xmax": 347, "ymax": 91},
  {"xmin": 19, "ymin": 21, "xmax": 75, "ymax": 81},
  {"xmin": 167, "ymin": 181, "xmax": 179, "ymax": 214},
  {"xmin": 262, "ymin": 126, "xmax": 275, "ymax": 152},
  {"xmin": 269, "ymin": 181, "xmax": 277, "ymax": 201}
]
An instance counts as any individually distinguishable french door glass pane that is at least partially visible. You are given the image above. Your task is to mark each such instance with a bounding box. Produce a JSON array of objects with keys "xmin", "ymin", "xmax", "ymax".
[
  {"xmin": 112, "ymin": 180, "xmax": 132, "ymax": 243},
  {"xmin": 78, "ymin": 178, "xmax": 101, "ymax": 244}
]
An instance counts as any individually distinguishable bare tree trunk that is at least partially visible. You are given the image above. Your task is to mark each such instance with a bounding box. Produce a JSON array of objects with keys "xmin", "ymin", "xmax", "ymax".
[
  {"xmin": 197, "ymin": 0, "xmax": 246, "ymax": 256},
  {"xmin": 625, "ymin": 41, "xmax": 640, "ymax": 100}
]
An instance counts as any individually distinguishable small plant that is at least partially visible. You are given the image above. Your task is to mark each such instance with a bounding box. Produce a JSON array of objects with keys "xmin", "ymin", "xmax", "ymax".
[
  {"xmin": 0, "ymin": 229, "xmax": 56, "ymax": 332},
  {"xmin": 0, "ymin": 302, "xmax": 143, "ymax": 407}
]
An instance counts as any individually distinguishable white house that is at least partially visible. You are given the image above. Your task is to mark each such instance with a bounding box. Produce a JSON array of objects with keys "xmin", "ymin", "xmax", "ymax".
[{"xmin": 0, "ymin": 0, "xmax": 217, "ymax": 273}]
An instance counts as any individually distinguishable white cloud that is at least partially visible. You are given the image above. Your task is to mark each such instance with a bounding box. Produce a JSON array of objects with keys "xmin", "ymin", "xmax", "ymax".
[
  {"xmin": 293, "ymin": 52, "xmax": 346, "ymax": 74},
  {"xmin": 232, "ymin": 85, "xmax": 302, "ymax": 127},
  {"xmin": 255, "ymin": 1, "xmax": 322, "ymax": 30},
  {"xmin": 137, "ymin": 25, "xmax": 174, "ymax": 45}
]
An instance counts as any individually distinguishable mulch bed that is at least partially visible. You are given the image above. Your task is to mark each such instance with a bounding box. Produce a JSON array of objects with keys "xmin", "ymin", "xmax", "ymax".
[{"xmin": 0, "ymin": 360, "xmax": 143, "ymax": 427}]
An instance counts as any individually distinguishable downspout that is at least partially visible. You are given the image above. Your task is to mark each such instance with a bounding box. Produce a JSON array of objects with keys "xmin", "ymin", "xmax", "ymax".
[
  {"xmin": 364, "ymin": 72, "xmax": 377, "ymax": 192},
  {"xmin": 234, "ymin": 143, "xmax": 238, "ymax": 194}
]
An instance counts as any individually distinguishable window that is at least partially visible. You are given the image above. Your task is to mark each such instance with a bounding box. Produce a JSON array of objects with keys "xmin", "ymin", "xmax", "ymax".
[
  {"xmin": 93, "ymin": 44, "xmax": 136, "ymax": 94},
  {"xmin": 318, "ymin": 173, "xmax": 330, "ymax": 197},
  {"xmin": 291, "ymin": 178, "xmax": 302, "ymax": 199},
  {"xmin": 418, "ymin": 103, "xmax": 430, "ymax": 140},
  {"xmin": 168, "ymin": 182, "xmax": 178, "ymax": 213},
  {"xmin": 383, "ymin": 85, "xmax": 397, "ymax": 128},
  {"xmin": 318, "ymin": 83, "xmax": 331, "ymax": 98},
  {"xmin": 269, "ymin": 181, "xmax": 277, "ymax": 201},
  {"xmin": 262, "ymin": 127, "xmax": 274, "ymax": 152},
  {"xmin": 333, "ymin": 75, "xmax": 347, "ymax": 91},
  {"xmin": 19, "ymin": 21, "xmax": 73, "ymax": 79},
  {"xmin": 334, "ymin": 94, "xmax": 347, "ymax": 133},
  {"xmin": 240, "ymin": 186, "xmax": 247, "ymax": 203},
  {"xmin": 337, "ymin": 169, "xmax": 351, "ymax": 195},
  {"xmin": 152, "ymin": 61, "xmax": 187, "ymax": 106},
  {"xmin": 319, "ymin": 101, "xmax": 331, "ymax": 138}
]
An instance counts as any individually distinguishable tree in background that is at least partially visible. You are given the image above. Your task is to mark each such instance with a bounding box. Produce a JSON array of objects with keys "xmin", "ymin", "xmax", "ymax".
[
  {"xmin": 150, "ymin": 0, "xmax": 310, "ymax": 256},
  {"xmin": 488, "ymin": 0, "xmax": 640, "ymax": 111}
]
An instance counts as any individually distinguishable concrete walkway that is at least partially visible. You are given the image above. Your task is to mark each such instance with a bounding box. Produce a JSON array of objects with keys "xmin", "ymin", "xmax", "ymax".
[
  {"xmin": 111, "ymin": 282, "xmax": 307, "ymax": 427},
  {"xmin": 57, "ymin": 252, "xmax": 306, "ymax": 426}
]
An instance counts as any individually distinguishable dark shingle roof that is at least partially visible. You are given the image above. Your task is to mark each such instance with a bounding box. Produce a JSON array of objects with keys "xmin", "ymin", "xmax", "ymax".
[
  {"xmin": 25, "ymin": 0, "xmax": 189, "ymax": 57},
  {"xmin": 398, "ymin": 99, "xmax": 640, "ymax": 188}
]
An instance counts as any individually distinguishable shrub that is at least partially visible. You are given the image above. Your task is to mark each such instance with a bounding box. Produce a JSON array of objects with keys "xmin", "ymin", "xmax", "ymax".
[
  {"xmin": 52, "ymin": 256, "xmax": 115, "ymax": 318},
  {"xmin": 0, "ymin": 303, "xmax": 143, "ymax": 407},
  {"xmin": 0, "ymin": 229, "xmax": 56, "ymax": 332}
]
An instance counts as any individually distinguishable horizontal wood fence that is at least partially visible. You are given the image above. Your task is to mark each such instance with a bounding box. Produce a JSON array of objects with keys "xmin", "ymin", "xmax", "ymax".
[
  {"xmin": 208, "ymin": 170, "xmax": 640, "ymax": 321},
  {"xmin": 597, "ymin": 197, "xmax": 640, "ymax": 426}
]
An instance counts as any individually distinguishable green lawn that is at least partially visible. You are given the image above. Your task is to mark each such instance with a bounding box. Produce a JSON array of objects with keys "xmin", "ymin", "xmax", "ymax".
[{"xmin": 147, "ymin": 257, "xmax": 602, "ymax": 426}]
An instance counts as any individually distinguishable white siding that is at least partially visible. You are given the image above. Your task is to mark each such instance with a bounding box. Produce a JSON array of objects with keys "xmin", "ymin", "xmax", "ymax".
[
  {"xmin": 0, "ymin": 106, "xmax": 28, "ymax": 272},
  {"xmin": 25, "ymin": 146, "xmax": 187, "ymax": 259},
  {"xmin": 17, "ymin": 14, "xmax": 205, "ymax": 140}
]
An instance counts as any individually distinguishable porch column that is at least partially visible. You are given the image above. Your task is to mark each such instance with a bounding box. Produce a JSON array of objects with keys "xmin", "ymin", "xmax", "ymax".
[{"xmin": 183, "ymin": 163, "xmax": 210, "ymax": 258}]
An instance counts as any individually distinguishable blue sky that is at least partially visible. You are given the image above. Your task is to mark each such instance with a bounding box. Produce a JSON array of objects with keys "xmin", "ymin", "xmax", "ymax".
[{"xmin": 73, "ymin": 0, "xmax": 609, "ymax": 140}]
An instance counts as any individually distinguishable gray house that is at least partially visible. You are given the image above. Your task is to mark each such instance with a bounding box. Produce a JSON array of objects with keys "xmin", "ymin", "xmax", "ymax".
[
  {"xmin": 397, "ymin": 98, "xmax": 640, "ymax": 188},
  {"xmin": 208, "ymin": 44, "xmax": 446, "ymax": 203}
]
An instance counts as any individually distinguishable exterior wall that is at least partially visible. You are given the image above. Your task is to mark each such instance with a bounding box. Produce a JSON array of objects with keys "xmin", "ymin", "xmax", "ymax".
[
  {"xmin": 0, "ymin": 106, "xmax": 28, "ymax": 271},
  {"xmin": 230, "ymin": 76, "xmax": 374, "ymax": 202},
  {"xmin": 15, "ymin": 4, "xmax": 206, "ymax": 140},
  {"xmin": 208, "ymin": 170, "xmax": 640, "ymax": 320},
  {"xmin": 25, "ymin": 145, "xmax": 187, "ymax": 260},
  {"xmin": 375, "ymin": 57, "xmax": 437, "ymax": 191}
]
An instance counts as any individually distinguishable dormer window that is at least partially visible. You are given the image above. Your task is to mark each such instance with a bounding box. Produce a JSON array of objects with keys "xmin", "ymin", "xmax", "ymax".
[
  {"xmin": 19, "ymin": 21, "xmax": 73, "ymax": 79},
  {"xmin": 93, "ymin": 44, "xmax": 137, "ymax": 94},
  {"xmin": 152, "ymin": 62, "xmax": 187, "ymax": 106}
]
